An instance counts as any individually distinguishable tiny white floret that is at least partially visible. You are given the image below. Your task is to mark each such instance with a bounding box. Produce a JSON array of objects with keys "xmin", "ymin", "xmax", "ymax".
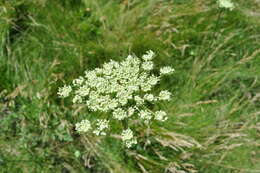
[
  {"xmin": 142, "ymin": 50, "xmax": 155, "ymax": 61},
  {"xmin": 72, "ymin": 95, "xmax": 82, "ymax": 103},
  {"xmin": 134, "ymin": 96, "xmax": 144, "ymax": 105},
  {"xmin": 158, "ymin": 90, "xmax": 171, "ymax": 101},
  {"xmin": 121, "ymin": 129, "xmax": 137, "ymax": 148},
  {"xmin": 160, "ymin": 66, "xmax": 175, "ymax": 75},
  {"xmin": 144, "ymin": 93, "xmax": 156, "ymax": 102},
  {"xmin": 218, "ymin": 0, "xmax": 235, "ymax": 10},
  {"xmin": 121, "ymin": 129, "xmax": 134, "ymax": 141},
  {"xmin": 113, "ymin": 108, "xmax": 128, "ymax": 120},
  {"xmin": 73, "ymin": 76, "xmax": 84, "ymax": 86},
  {"xmin": 75, "ymin": 119, "xmax": 91, "ymax": 132},
  {"xmin": 58, "ymin": 85, "xmax": 72, "ymax": 98},
  {"xmin": 142, "ymin": 61, "xmax": 153, "ymax": 71},
  {"xmin": 154, "ymin": 110, "xmax": 168, "ymax": 121},
  {"xmin": 139, "ymin": 110, "xmax": 152, "ymax": 121},
  {"xmin": 93, "ymin": 119, "xmax": 109, "ymax": 136}
]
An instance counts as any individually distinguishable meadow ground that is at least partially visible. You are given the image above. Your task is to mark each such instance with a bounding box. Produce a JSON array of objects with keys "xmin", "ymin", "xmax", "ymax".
[{"xmin": 0, "ymin": 0, "xmax": 260, "ymax": 172}]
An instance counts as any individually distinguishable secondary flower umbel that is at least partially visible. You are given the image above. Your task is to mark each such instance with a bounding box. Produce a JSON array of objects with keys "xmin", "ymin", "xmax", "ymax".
[
  {"xmin": 58, "ymin": 50, "xmax": 174, "ymax": 148},
  {"xmin": 217, "ymin": 0, "xmax": 235, "ymax": 10}
]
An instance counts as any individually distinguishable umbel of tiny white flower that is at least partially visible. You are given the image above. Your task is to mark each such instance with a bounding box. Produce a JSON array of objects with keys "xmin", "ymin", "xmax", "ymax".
[
  {"xmin": 160, "ymin": 66, "xmax": 175, "ymax": 75},
  {"xmin": 154, "ymin": 111, "xmax": 168, "ymax": 121},
  {"xmin": 142, "ymin": 50, "xmax": 155, "ymax": 61},
  {"xmin": 58, "ymin": 50, "xmax": 174, "ymax": 148},
  {"xmin": 158, "ymin": 90, "xmax": 171, "ymax": 101},
  {"xmin": 217, "ymin": 0, "xmax": 234, "ymax": 11},
  {"xmin": 75, "ymin": 119, "xmax": 91, "ymax": 132},
  {"xmin": 93, "ymin": 119, "xmax": 109, "ymax": 136},
  {"xmin": 121, "ymin": 129, "xmax": 137, "ymax": 148},
  {"xmin": 58, "ymin": 85, "xmax": 72, "ymax": 98}
]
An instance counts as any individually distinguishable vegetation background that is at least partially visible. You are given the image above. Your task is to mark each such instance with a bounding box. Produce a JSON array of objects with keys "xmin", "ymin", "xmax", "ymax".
[{"xmin": 0, "ymin": 0, "xmax": 259, "ymax": 172}]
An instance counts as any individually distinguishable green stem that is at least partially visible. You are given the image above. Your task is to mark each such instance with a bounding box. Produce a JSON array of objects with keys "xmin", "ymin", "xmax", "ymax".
[
  {"xmin": 212, "ymin": 9, "xmax": 223, "ymax": 40},
  {"xmin": 194, "ymin": 9, "xmax": 223, "ymax": 62},
  {"xmin": 121, "ymin": 119, "xmax": 129, "ymax": 164},
  {"xmin": 197, "ymin": 9, "xmax": 224, "ymax": 61},
  {"xmin": 122, "ymin": 119, "xmax": 128, "ymax": 129}
]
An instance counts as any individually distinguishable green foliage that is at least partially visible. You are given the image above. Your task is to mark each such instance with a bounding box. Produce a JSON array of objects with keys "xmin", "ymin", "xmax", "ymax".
[{"xmin": 0, "ymin": 0, "xmax": 259, "ymax": 172}]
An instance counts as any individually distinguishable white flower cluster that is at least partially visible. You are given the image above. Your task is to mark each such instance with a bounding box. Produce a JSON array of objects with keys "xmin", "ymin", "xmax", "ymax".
[
  {"xmin": 160, "ymin": 66, "xmax": 175, "ymax": 75},
  {"xmin": 121, "ymin": 129, "xmax": 137, "ymax": 148},
  {"xmin": 217, "ymin": 0, "xmax": 234, "ymax": 10},
  {"xmin": 58, "ymin": 85, "xmax": 72, "ymax": 98},
  {"xmin": 75, "ymin": 119, "xmax": 91, "ymax": 132},
  {"xmin": 93, "ymin": 119, "xmax": 109, "ymax": 136},
  {"xmin": 154, "ymin": 111, "xmax": 168, "ymax": 121},
  {"xmin": 158, "ymin": 90, "xmax": 171, "ymax": 101},
  {"xmin": 58, "ymin": 50, "xmax": 174, "ymax": 148}
]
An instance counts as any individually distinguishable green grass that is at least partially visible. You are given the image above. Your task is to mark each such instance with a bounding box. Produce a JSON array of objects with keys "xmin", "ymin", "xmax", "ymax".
[{"xmin": 0, "ymin": 0, "xmax": 259, "ymax": 172}]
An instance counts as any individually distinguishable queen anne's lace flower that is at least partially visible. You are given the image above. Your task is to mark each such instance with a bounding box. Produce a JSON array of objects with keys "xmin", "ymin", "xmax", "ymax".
[
  {"xmin": 134, "ymin": 96, "xmax": 144, "ymax": 105},
  {"xmin": 121, "ymin": 129, "xmax": 137, "ymax": 148},
  {"xmin": 122, "ymin": 128, "xmax": 134, "ymax": 140},
  {"xmin": 139, "ymin": 110, "xmax": 152, "ymax": 122},
  {"xmin": 142, "ymin": 61, "xmax": 153, "ymax": 71},
  {"xmin": 160, "ymin": 66, "xmax": 175, "ymax": 75},
  {"xmin": 75, "ymin": 120, "xmax": 91, "ymax": 132},
  {"xmin": 93, "ymin": 119, "xmax": 109, "ymax": 136},
  {"xmin": 218, "ymin": 0, "xmax": 234, "ymax": 10},
  {"xmin": 125, "ymin": 139, "xmax": 137, "ymax": 148},
  {"xmin": 128, "ymin": 107, "xmax": 135, "ymax": 117},
  {"xmin": 144, "ymin": 93, "xmax": 156, "ymax": 102},
  {"xmin": 76, "ymin": 85, "xmax": 90, "ymax": 97},
  {"xmin": 148, "ymin": 75, "xmax": 159, "ymax": 86},
  {"xmin": 142, "ymin": 50, "xmax": 155, "ymax": 61},
  {"xmin": 73, "ymin": 76, "xmax": 84, "ymax": 86},
  {"xmin": 113, "ymin": 108, "xmax": 128, "ymax": 120},
  {"xmin": 158, "ymin": 90, "xmax": 171, "ymax": 101},
  {"xmin": 154, "ymin": 111, "xmax": 168, "ymax": 121},
  {"xmin": 72, "ymin": 95, "xmax": 82, "ymax": 103},
  {"xmin": 58, "ymin": 85, "xmax": 72, "ymax": 98},
  {"xmin": 58, "ymin": 51, "xmax": 174, "ymax": 147}
]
